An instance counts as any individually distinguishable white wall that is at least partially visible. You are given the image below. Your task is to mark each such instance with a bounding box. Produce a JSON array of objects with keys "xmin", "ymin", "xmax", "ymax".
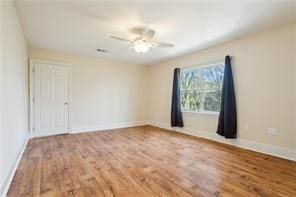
[
  {"xmin": 293, "ymin": 23, "xmax": 296, "ymax": 151},
  {"xmin": 0, "ymin": 1, "xmax": 29, "ymax": 195},
  {"xmin": 28, "ymin": 47, "xmax": 149, "ymax": 132},
  {"xmin": 148, "ymin": 22, "xmax": 296, "ymax": 150}
]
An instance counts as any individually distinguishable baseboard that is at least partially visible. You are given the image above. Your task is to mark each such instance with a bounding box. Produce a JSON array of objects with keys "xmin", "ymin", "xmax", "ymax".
[
  {"xmin": 1, "ymin": 132, "xmax": 30, "ymax": 197},
  {"xmin": 148, "ymin": 120, "xmax": 296, "ymax": 161},
  {"xmin": 71, "ymin": 121, "xmax": 148, "ymax": 134}
]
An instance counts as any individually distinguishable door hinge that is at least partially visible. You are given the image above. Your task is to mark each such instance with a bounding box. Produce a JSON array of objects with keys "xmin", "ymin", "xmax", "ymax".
[
  {"xmin": 33, "ymin": 67, "xmax": 35, "ymax": 72},
  {"xmin": 33, "ymin": 97, "xmax": 35, "ymax": 102},
  {"xmin": 32, "ymin": 126, "xmax": 35, "ymax": 131}
]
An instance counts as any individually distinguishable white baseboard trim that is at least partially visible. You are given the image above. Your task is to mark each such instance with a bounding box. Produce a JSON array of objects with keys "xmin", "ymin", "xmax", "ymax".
[
  {"xmin": 1, "ymin": 132, "xmax": 30, "ymax": 197},
  {"xmin": 148, "ymin": 120, "xmax": 296, "ymax": 161},
  {"xmin": 71, "ymin": 121, "xmax": 148, "ymax": 134}
]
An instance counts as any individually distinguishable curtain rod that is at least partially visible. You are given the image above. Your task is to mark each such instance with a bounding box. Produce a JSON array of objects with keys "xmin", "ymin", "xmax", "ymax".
[{"xmin": 179, "ymin": 56, "xmax": 229, "ymax": 71}]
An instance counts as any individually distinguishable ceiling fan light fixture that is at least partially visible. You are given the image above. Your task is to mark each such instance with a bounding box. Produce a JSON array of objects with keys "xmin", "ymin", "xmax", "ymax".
[
  {"xmin": 134, "ymin": 40, "xmax": 150, "ymax": 53},
  {"xmin": 110, "ymin": 27, "xmax": 174, "ymax": 53}
]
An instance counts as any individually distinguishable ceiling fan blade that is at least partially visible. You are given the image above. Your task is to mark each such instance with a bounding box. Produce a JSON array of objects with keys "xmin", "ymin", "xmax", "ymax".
[
  {"xmin": 118, "ymin": 46, "xmax": 133, "ymax": 52},
  {"xmin": 110, "ymin": 35, "xmax": 132, "ymax": 42},
  {"xmin": 142, "ymin": 29, "xmax": 155, "ymax": 41},
  {"xmin": 151, "ymin": 42, "xmax": 174, "ymax": 48}
]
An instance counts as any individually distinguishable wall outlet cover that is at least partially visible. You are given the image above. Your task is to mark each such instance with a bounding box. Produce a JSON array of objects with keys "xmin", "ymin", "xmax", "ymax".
[{"xmin": 267, "ymin": 128, "xmax": 277, "ymax": 135}]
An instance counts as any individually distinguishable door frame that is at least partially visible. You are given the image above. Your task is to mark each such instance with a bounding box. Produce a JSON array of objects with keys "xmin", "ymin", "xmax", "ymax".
[{"xmin": 29, "ymin": 59, "xmax": 72, "ymax": 138}]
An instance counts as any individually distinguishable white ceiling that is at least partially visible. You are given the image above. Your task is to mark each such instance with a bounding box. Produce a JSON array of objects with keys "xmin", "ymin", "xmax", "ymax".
[{"xmin": 15, "ymin": 1, "xmax": 296, "ymax": 65}]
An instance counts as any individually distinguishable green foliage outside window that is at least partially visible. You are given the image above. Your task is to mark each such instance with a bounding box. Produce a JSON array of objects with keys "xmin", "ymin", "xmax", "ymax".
[{"xmin": 180, "ymin": 63, "xmax": 224, "ymax": 112}]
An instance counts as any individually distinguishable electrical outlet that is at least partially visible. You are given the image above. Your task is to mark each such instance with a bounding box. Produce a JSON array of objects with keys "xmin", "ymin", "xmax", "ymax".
[
  {"xmin": 267, "ymin": 128, "xmax": 277, "ymax": 135},
  {"xmin": 244, "ymin": 125, "xmax": 249, "ymax": 131}
]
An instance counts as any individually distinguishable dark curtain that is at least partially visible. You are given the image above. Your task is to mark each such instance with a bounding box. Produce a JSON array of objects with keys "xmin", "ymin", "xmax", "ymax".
[
  {"xmin": 171, "ymin": 68, "xmax": 184, "ymax": 127},
  {"xmin": 217, "ymin": 55, "xmax": 237, "ymax": 138}
]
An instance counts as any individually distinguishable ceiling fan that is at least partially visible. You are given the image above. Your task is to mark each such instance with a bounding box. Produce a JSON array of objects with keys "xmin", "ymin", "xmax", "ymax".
[{"xmin": 110, "ymin": 27, "xmax": 174, "ymax": 53}]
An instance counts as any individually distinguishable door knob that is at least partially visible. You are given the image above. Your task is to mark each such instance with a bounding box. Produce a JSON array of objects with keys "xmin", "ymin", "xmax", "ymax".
[{"xmin": 64, "ymin": 102, "xmax": 68, "ymax": 105}]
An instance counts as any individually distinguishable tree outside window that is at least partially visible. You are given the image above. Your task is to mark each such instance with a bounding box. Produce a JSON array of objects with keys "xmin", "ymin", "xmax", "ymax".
[{"xmin": 180, "ymin": 63, "xmax": 224, "ymax": 113}]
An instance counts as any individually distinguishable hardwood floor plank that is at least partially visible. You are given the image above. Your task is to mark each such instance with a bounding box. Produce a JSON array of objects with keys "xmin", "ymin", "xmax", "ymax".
[{"xmin": 7, "ymin": 126, "xmax": 296, "ymax": 197}]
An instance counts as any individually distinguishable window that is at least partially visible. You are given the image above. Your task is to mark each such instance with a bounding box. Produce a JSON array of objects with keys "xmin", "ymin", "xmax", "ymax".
[{"xmin": 180, "ymin": 62, "xmax": 225, "ymax": 114}]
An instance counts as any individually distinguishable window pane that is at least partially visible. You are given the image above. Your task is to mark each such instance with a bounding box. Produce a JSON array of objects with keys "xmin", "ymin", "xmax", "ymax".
[
  {"xmin": 181, "ymin": 69, "xmax": 202, "ymax": 90},
  {"xmin": 181, "ymin": 91, "xmax": 201, "ymax": 111},
  {"xmin": 203, "ymin": 90, "xmax": 222, "ymax": 112},
  {"xmin": 202, "ymin": 64, "xmax": 224, "ymax": 90},
  {"xmin": 180, "ymin": 62, "xmax": 225, "ymax": 113}
]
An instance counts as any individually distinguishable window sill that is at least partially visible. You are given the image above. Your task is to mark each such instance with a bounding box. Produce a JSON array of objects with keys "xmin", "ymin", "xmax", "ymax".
[{"xmin": 182, "ymin": 110, "xmax": 219, "ymax": 118}]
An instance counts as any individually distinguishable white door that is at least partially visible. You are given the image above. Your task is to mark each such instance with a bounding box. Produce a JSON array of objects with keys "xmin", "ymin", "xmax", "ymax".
[{"xmin": 33, "ymin": 61, "xmax": 69, "ymax": 137}]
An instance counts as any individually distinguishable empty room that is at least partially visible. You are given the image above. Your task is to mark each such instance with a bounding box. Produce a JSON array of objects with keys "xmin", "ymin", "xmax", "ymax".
[{"xmin": 1, "ymin": 0, "xmax": 296, "ymax": 196}]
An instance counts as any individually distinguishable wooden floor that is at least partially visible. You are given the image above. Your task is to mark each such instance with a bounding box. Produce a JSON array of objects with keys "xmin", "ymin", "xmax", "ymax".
[{"xmin": 8, "ymin": 126, "xmax": 296, "ymax": 197}]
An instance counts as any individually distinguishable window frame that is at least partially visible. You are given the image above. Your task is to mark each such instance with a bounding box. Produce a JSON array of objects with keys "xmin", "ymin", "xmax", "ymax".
[{"xmin": 180, "ymin": 61, "xmax": 225, "ymax": 116}]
